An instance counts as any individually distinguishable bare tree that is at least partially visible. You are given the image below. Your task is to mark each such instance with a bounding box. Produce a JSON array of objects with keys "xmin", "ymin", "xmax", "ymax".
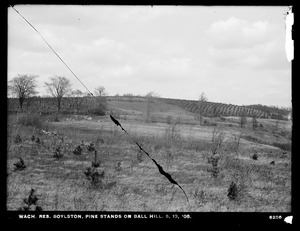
[
  {"xmin": 198, "ymin": 92, "xmax": 207, "ymax": 125},
  {"xmin": 211, "ymin": 127, "xmax": 225, "ymax": 155},
  {"xmin": 94, "ymin": 86, "xmax": 108, "ymax": 97},
  {"xmin": 8, "ymin": 74, "xmax": 38, "ymax": 112},
  {"xmin": 70, "ymin": 89, "xmax": 85, "ymax": 113},
  {"xmin": 44, "ymin": 76, "xmax": 72, "ymax": 112},
  {"xmin": 94, "ymin": 86, "xmax": 107, "ymax": 111},
  {"xmin": 145, "ymin": 91, "xmax": 160, "ymax": 123}
]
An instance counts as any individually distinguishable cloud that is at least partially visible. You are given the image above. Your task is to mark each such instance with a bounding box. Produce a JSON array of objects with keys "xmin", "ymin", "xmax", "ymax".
[
  {"xmin": 8, "ymin": 6, "xmax": 291, "ymax": 107},
  {"xmin": 206, "ymin": 17, "xmax": 278, "ymax": 49},
  {"xmin": 206, "ymin": 17, "xmax": 289, "ymax": 70}
]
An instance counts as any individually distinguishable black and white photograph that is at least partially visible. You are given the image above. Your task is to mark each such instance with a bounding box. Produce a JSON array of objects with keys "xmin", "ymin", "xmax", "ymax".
[{"xmin": 6, "ymin": 4, "xmax": 293, "ymax": 223}]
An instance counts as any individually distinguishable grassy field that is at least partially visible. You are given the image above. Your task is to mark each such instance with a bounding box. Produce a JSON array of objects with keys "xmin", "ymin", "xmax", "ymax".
[{"xmin": 7, "ymin": 99, "xmax": 292, "ymax": 211}]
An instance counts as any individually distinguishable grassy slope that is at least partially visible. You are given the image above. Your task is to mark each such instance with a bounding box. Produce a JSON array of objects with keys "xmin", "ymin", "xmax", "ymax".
[{"xmin": 7, "ymin": 99, "xmax": 292, "ymax": 211}]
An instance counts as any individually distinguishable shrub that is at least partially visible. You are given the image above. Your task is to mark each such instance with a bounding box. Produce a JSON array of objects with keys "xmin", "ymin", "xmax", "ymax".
[
  {"xmin": 88, "ymin": 107, "xmax": 106, "ymax": 116},
  {"xmin": 252, "ymin": 153, "xmax": 258, "ymax": 160},
  {"xmin": 207, "ymin": 155, "xmax": 220, "ymax": 178},
  {"xmin": 16, "ymin": 112, "xmax": 47, "ymax": 130}
]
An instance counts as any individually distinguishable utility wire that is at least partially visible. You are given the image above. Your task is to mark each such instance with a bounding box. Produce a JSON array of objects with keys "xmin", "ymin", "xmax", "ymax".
[
  {"xmin": 11, "ymin": 5, "xmax": 190, "ymax": 205},
  {"xmin": 10, "ymin": 5, "xmax": 105, "ymax": 111}
]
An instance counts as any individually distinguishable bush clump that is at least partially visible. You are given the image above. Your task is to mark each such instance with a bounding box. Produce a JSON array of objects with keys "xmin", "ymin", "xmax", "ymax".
[
  {"xmin": 88, "ymin": 108, "xmax": 106, "ymax": 116},
  {"xmin": 16, "ymin": 112, "xmax": 47, "ymax": 130}
]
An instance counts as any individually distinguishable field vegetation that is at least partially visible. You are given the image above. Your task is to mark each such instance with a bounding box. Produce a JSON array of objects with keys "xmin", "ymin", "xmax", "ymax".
[{"xmin": 7, "ymin": 96, "xmax": 292, "ymax": 211}]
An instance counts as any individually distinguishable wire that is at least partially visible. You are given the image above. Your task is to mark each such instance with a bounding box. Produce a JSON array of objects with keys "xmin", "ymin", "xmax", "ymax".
[
  {"xmin": 11, "ymin": 5, "xmax": 190, "ymax": 205},
  {"xmin": 11, "ymin": 5, "xmax": 106, "ymax": 112}
]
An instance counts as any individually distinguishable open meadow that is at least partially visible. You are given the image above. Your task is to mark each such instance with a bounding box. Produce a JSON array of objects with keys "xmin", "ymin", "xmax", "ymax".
[{"xmin": 7, "ymin": 98, "xmax": 292, "ymax": 212}]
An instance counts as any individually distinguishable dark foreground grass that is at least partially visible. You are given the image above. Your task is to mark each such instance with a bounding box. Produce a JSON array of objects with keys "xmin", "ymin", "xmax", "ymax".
[{"xmin": 7, "ymin": 115, "xmax": 291, "ymax": 212}]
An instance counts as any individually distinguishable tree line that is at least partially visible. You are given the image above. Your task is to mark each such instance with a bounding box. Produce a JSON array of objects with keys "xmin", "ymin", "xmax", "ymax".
[{"xmin": 8, "ymin": 74, "xmax": 108, "ymax": 113}]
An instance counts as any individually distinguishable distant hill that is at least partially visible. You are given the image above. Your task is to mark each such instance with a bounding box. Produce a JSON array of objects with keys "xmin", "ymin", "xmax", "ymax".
[
  {"xmin": 159, "ymin": 98, "xmax": 270, "ymax": 119},
  {"xmin": 7, "ymin": 96, "xmax": 290, "ymax": 120}
]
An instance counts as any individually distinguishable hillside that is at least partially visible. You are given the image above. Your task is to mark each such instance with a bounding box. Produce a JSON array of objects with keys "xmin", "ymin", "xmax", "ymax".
[
  {"xmin": 160, "ymin": 98, "xmax": 269, "ymax": 119},
  {"xmin": 246, "ymin": 104, "xmax": 291, "ymax": 120},
  {"xmin": 7, "ymin": 95, "xmax": 292, "ymax": 212},
  {"xmin": 7, "ymin": 96, "xmax": 290, "ymax": 121}
]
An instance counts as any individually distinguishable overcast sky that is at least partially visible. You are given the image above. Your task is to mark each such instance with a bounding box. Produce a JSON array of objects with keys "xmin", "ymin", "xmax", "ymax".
[{"xmin": 8, "ymin": 5, "xmax": 292, "ymax": 107}]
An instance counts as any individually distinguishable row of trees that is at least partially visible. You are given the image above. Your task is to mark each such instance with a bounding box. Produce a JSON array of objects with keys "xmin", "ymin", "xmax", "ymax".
[
  {"xmin": 8, "ymin": 74, "xmax": 108, "ymax": 112},
  {"xmin": 198, "ymin": 92, "xmax": 259, "ymax": 130}
]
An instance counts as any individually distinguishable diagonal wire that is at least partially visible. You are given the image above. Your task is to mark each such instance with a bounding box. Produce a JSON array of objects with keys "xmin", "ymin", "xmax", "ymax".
[
  {"xmin": 10, "ymin": 5, "xmax": 103, "ymax": 110},
  {"xmin": 11, "ymin": 5, "xmax": 190, "ymax": 205}
]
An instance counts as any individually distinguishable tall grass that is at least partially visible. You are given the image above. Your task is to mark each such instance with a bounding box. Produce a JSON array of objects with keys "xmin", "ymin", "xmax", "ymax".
[
  {"xmin": 164, "ymin": 122, "xmax": 181, "ymax": 143},
  {"xmin": 243, "ymin": 134, "xmax": 291, "ymax": 151}
]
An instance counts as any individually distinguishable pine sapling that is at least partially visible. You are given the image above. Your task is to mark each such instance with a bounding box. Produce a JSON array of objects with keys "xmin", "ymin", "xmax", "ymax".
[
  {"xmin": 18, "ymin": 188, "xmax": 42, "ymax": 211},
  {"xmin": 115, "ymin": 162, "xmax": 121, "ymax": 171},
  {"xmin": 252, "ymin": 153, "xmax": 258, "ymax": 160},
  {"xmin": 31, "ymin": 135, "xmax": 36, "ymax": 142},
  {"xmin": 227, "ymin": 181, "xmax": 238, "ymax": 201},
  {"xmin": 92, "ymin": 150, "xmax": 100, "ymax": 168},
  {"xmin": 14, "ymin": 134, "xmax": 22, "ymax": 144},
  {"xmin": 14, "ymin": 158, "xmax": 26, "ymax": 171},
  {"xmin": 84, "ymin": 167, "xmax": 105, "ymax": 188},
  {"xmin": 53, "ymin": 146, "xmax": 63, "ymax": 160},
  {"xmin": 73, "ymin": 145, "xmax": 83, "ymax": 155}
]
